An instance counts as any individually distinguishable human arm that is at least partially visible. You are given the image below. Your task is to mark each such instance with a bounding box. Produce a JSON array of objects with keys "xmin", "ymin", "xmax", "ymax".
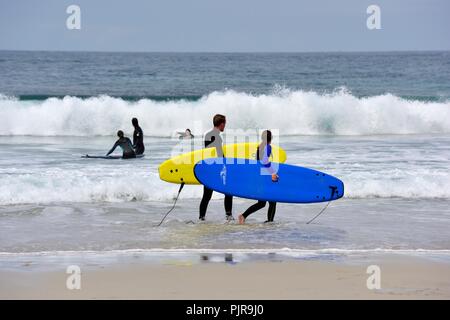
[
  {"xmin": 126, "ymin": 138, "xmax": 134, "ymax": 150},
  {"xmin": 133, "ymin": 128, "xmax": 144, "ymax": 147},
  {"xmin": 260, "ymin": 145, "xmax": 278, "ymax": 181},
  {"xmin": 106, "ymin": 140, "xmax": 119, "ymax": 156},
  {"xmin": 133, "ymin": 130, "xmax": 139, "ymax": 147}
]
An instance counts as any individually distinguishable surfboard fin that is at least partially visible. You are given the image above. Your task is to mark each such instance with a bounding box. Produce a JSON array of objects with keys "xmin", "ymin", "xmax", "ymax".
[{"xmin": 329, "ymin": 186, "xmax": 337, "ymax": 199}]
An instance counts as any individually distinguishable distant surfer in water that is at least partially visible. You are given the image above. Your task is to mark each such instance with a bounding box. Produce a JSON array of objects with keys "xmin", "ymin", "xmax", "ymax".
[
  {"xmin": 238, "ymin": 130, "xmax": 278, "ymax": 224},
  {"xmin": 199, "ymin": 114, "xmax": 234, "ymax": 222},
  {"xmin": 177, "ymin": 128, "xmax": 195, "ymax": 140},
  {"xmin": 106, "ymin": 130, "xmax": 136, "ymax": 159},
  {"xmin": 132, "ymin": 118, "xmax": 145, "ymax": 155}
]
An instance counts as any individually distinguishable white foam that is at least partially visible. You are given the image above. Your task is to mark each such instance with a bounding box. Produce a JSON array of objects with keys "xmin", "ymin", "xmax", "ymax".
[
  {"xmin": 1, "ymin": 172, "xmax": 449, "ymax": 205},
  {"xmin": 344, "ymin": 169, "xmax": 450, "ymax": 199},
  {"xmin": 1, "ymin": 248, "xmax": 449, "ymax": 257},
  {"xmin": 0, "ymin": 89, "xmax": 449, "ymax": 136},
  {"xmin": 0, "ymin": 170, "xmax": 206, "ymax": 204},
  {"xmin": 0, "ymin": 166, "xmax": 449, "ymax": 204}
]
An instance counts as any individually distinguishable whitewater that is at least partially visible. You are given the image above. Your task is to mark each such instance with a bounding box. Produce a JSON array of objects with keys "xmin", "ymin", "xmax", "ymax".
[
  {"xmin": 1, "ymin": 89, "xmax": 450, "ymax": 136},
  {"xmin": 0, "ymin": 90, "xmax": 449, "ymax": 205}
]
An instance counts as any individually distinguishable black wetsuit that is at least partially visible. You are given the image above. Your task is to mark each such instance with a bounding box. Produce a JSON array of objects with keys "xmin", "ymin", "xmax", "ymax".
[
  {"xmin": 133, "ymin": 126, "xmax": 145, "ymax": 155},
  {"xmin": 107, "ymin": 137, "xmax": 136, "ymax": 159},
  {"xmin": 199, "ymin": 128, "xmax": 233, "ymax": 219},
  {"xmin": 241, "ymin": 145, "xmax": 277, "ymax": 222}
]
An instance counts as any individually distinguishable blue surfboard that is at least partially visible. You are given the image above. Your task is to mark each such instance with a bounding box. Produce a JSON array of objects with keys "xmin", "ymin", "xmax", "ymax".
[{"xmin": 194, "ymin": 158, "xmax": 344, "ymax": 203}]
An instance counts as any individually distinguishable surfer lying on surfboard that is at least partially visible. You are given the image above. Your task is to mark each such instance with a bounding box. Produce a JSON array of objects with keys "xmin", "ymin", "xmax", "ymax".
[
  {"xmin": 106, "ymin": 130, "xmax": 137, "ymax": 159},
  {"xmin": 238, "ymin": 130, "xmax": 278, "ymax": 225}
]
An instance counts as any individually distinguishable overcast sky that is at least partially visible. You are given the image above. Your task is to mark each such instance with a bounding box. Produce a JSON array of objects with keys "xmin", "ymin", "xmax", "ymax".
[{"xmin": 0, "ymin": 0, "xmax": 449, "ymax": 52}]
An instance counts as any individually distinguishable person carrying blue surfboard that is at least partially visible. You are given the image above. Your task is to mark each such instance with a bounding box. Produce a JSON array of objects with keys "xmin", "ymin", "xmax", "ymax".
[
  {"xmin": 199, "ymin": 114, "xmax": 234, "ymax": 222},
  {"xmin": 238, "ymin": 130, "xmax": 278, "ymax": 224}
]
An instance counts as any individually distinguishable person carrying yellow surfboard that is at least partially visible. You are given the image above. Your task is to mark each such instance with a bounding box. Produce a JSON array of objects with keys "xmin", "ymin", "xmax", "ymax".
[{"xmin": 199, "ymin": 114, "xmax": 233, "ymax": 222}]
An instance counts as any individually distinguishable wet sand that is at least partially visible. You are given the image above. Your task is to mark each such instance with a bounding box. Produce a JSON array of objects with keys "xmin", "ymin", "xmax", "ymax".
[{"xmin": 1, "ymin": 254, "xmax": 449, "ymax": 299}]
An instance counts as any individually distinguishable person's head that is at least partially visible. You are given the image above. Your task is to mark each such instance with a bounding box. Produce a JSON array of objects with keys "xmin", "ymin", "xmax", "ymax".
[
  {"xmin": 117, "ymin": 130, "xmax": 124, "ymax": 138},
  {"xmin": 132, "ymin": 118, "xmax": 138, "ymax": 127},
  {"xmin": 261, "ymin": 130, "xmax": 272, "ymax": 145},
  {"xmin": 185, "ymin": 129, "xmax": 191, "ymax": 135},
  {"xmin": 213, "ymin": 114, "xmax": 226, "ymax": 132}
]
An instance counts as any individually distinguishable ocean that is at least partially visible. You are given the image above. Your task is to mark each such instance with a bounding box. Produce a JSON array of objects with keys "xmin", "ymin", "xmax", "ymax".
[{"xmin": 0, "ymin": 51, "xmax": 449, "ymax": 263}]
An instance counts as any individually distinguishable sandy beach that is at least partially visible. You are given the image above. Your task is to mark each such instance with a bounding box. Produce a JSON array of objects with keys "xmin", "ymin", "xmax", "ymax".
[{"xmin": 1, "ymin": 254, "xmax": 449, "ymax": 300}]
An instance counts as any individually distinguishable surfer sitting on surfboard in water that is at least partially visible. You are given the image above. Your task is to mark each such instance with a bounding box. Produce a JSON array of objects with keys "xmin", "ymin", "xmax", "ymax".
[
  {"xmin": 132, "ymin": 118, "xmax": 145, "ymax": 155},
  {"xmin": 238, "ymin": 130, "xmax": 278, "ymax": 225},
  {"xmin": 106, "ymin": 130, "xmax": 136, "ymax": 159}
]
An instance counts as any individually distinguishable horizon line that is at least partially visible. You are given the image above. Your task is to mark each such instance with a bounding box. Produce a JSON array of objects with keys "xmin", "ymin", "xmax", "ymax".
[{"xmin": 1, "ymin": 49, "xmax": 449, "ymax": 54}]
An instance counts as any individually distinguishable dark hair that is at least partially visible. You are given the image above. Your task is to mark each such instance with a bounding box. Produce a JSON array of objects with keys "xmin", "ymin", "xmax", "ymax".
[
  {"xmin": 258, "ymin": 130, "xmax": 272, "ymax": 160},
  {"xmin": 261, "ymin": 130, "xmax": 272, "ymax": 144},
  {"xmin": 213, "ymin": 114, "xmax": 226, "ymax": 127},
  {"xmin": 132, "ymin": 118, "xmax": 138, "ymax": 126},
  {"xmin": 117, "ymin": 130, "xmax": 124, "ymax": 138},
  {"xmin": 186, "ymin": 129, "xmax": 191, "ymax": 133}
]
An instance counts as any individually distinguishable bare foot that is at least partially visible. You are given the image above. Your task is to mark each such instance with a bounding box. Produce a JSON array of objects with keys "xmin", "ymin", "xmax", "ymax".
[{"xmin": 238, "ymin": 214, "xmax": 245, "ymax": 225}]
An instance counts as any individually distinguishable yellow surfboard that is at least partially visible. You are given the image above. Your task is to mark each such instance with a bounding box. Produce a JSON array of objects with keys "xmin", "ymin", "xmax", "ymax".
[{"xmin": 158, "ymin": 142, "xmax": 287, "ymax": 184}]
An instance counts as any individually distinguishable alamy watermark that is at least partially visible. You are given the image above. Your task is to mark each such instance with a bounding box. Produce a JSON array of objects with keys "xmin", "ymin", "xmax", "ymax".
[
  {"xmin": 66, "ymin": 265, "xmax": 81, "ymax": 290},
  {"xmin": 366, "ymin": 265, "xmax": 381, "ymax": 290},
  {"xmin": 66, "ymin": 5, "xmax": 81, "ymax": 30},
  {"xmin": 170, "ymin": 121, "xmax": 281, "ymax": 175},
  {"xmin": 367, "ymin": 5, "xmax": 381, "ymax": 30}
]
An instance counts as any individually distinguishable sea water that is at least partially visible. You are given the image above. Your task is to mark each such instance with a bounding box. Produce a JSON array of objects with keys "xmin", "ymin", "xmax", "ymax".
[{"xmin": 0, "ymin": 51, "xmax": 449, "ymax": 262}]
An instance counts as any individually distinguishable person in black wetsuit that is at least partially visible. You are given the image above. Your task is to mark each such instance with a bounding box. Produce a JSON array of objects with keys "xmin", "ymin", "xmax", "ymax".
[
  {"xmin": 106, "ymin": 130, "xmax": 136, "ymax": 159},
  {"xmin": 238, "ymin": 130, "xmax": 278, "ymax": 224},
  {"xmin": 199, "ymin": 114, "xmax": 234, "ymax": 222},
  {"xmin": 132, "ymin": 118, "xmax": 145, "ymax": 155}
]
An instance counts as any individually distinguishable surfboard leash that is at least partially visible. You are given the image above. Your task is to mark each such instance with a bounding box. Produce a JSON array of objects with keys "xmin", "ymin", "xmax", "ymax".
[
  {"xmin": 156, "ymin": 182, "xmax": 185, "ymax": 227},
  {"xmin": 306, "ymin": 186, "xmax": 337, "ymax": 225}
]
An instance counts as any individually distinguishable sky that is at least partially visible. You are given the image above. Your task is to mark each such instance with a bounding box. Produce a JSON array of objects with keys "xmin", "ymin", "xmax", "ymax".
[{"xmin": 0, "ymin": 0, "xmax": 449, "ymax": 52}]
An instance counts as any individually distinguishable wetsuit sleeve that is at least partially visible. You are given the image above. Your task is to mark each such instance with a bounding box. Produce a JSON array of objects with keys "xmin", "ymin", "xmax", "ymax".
[
  {"xmin": 260, "ymin": 145, "xmax": 271, "ymax": 165},
  {"xmin": 107, "ymin": 140, "xmax": 119, "ymax": 155},
  {"xmin": 138, "ymin": 128, "xmax": 144, "ymax": 145},
  {"xmin": 126, "ymin": 138, "xmax": 134, "ymax": 149},
  {"xmin": 133, "ymin": 128, "xmax": 144, "ymax": 148},
  {"xmin": 217, "ymin": 145, "xmax": 224, "ymax": 158},
  {"xmin": 261, "ymin": 145, "xmax": 275, "ymax": 174},
  {"xmin": 214, "ymin": 133, "xmax": 224, "ymax": 157},
  {"xmin": 214, "ymin": 137, "xmax": 225, "ymax": 157}
]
